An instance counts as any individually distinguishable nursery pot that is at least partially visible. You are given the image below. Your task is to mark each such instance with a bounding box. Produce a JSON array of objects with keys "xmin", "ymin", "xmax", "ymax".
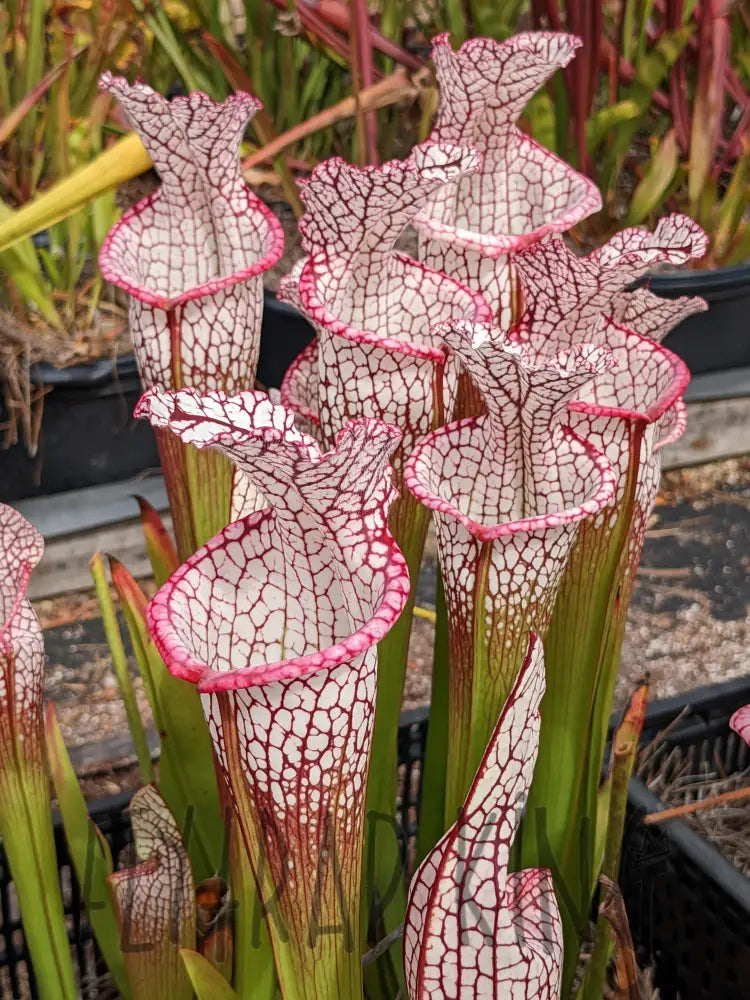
[
  {"xmin": 0, "ymin": 354, "xmax": 159, "ymax": 503},
  {"xmin": 0, "ymin": 292, "xmax": 315, "ymax": 503},
  {"xmin": 256, "ymin": 287, "xmax": 316, "ymax": 390},
  {"xmin": 645, "ymin": 261, "xmax": 750, "ymax": 375}
]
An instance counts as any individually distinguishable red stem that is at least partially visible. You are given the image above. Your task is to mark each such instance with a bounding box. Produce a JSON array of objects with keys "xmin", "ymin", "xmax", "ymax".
[
  {"xmin": 350, "ymin": 0, "xmax": 379, "ymax": 165},
  {"xmin": 264, "ymin": 0, "xmax": 421, "ymax": 72}
]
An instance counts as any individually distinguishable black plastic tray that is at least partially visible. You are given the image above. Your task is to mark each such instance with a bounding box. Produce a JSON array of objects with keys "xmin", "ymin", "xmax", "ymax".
[
  {"xmin": 620, "ymin": 676, "xmax": 750, "ymax": 1000},
  {"xmin": 0, "ymin": 353, "xmax": 159, "ymax": 502},
  {"xmin": 2, "ymin": 681, "xmax": 749, "ymax": 998}
]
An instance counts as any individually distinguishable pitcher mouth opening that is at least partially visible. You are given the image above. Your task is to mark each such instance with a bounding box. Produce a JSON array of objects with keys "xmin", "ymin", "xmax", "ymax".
[
  {"xmin": 147, "ymin": 511, "xmax": 410, "ymax": 693},
  {"xmin": 298, "ymin": 251, "xmax": 491, "ymax": 362},
  {"xmin": 99, "ymin": 192, "xmax": 285, "ymax": 310},
  {"xmin": 405, "ymin": 421, "xmax": 616, "ymax": 542}
]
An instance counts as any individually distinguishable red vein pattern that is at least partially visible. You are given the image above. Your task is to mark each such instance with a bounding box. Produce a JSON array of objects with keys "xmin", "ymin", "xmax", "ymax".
[
  {"xmin": 511, "ymin": 221, "xmax": 707, "ymax": 946},
  {"xmin": 510, "ymin": 217, "xmax": 706, "ymax": 637},
  {"xmin": 108, "ymin": 786, "xmax": 196, "ymax": 1000},
  {"xmin": 511, "ymin": 222, "xmax": 703, "ymax": 652},
  {"xmin": 0, "ymin": 503, "xmax": 45, "ymax": 766},
  {"xmin": 415, "ymin": 32, "xmax": 601, "ymax": 325},
  {"xmin": 279, "ymin": 335, "xmax": 322, "ymax": 442},
  {"xmin": 98, "ymin": 74, "xmax": 283, "ymax": 392},
  {"xmin": 280, "ymin": 142, "xmax": 492, "ymax": 468},
  {"xmin": 278, "ymin": 144, "xmax": 492, "ymax": 603},
  {"xmin": 405, "ymin": 323, "xmax": 616, "ymax": 814},
  {"xmin": 138, "ymin": 388, "xmax": 410, "ymax": 1000},
  {"xmin": 404, "ymin": 635, "xmax": 563, "ymax": 999},
  {"xmin": 1, "ymin": 504, "xmax": 78, "ymax": 1000},
  {"xmin": 278, "ymin": 144, "xmax": 495, "ymax": 880},
  {"xmin": 513, "ymin": 215, "xmax": 708, "ymax": 355},
  {"xmin": 98, "ymin": 75, "xmax": 285, "ymax": 558},
  {"xmin": 730, "ymin": 706, "xmax": 750, "ymax": 747}
]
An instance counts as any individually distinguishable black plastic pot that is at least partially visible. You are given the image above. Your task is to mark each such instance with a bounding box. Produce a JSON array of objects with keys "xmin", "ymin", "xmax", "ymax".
[
  {"xmin": 0, "ymin": 354, "xmax": 160, "ymax": 503},
  {"xmin": 647, "ymin": 261, "xmax": 750, "ymax": 375},
  {"xmin": 0, "ymin": 292, "xmax": 315, "ymax": 503},
  {"xmin": 257, "ymin": 288, "xmax": 315, "ymax": 391}
]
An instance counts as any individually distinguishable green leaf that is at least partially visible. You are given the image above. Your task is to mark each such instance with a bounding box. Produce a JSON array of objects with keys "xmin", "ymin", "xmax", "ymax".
[
  {"xmin": 0, "ymin": 754, "xmax": 78, "ymax": 1000},
  {"xmin": 524, "ymin": 91, "xmax": 558, "ymax": 156},
  {"xmin": 713, "ymin": 149, "xmax": 750, "ymax": 265},
  {"xmin": 89, "ymin": 552, "xmax": 154, "ymax": 782},
  {"xmin": 363, "ymin": 500, "xmax": 430, "ymax": 998},
  {"xmin": 629, "ymin": 27, "xmax": 694, "ymax": 109},
  {"xmin": 0, "ymin": 133, "xmax": 151, "ymax": 254},
  {"xmin": 727, "ymin": 220, "xmax": 750, "ymax": 266},
  {"xmin": 181, "ymin": 949, "xmax": 241, "ymax": 1000},
  {"xmin": 228, "ymin": 821, "xmax": 277, "ymax": 1000},
  {"xmin": 626, "ymin": 129, "xmax": 680, "ymax": 225},
  {"xmin": 0, "ymin": 201, "xmax": 42, "ymax": 274},
  {"xmin": 581, "ymin": 684, "xmax": 648, "ymax": 1000},
  {"xmin": 467, "ymin": 0, "xmax": 525, "ymax": 39},
  {"xmin": 45, "ymin": 704, "xmax": 131, "ymax": 999},
  {"xmin": 585, "ymin": 100, "xmax": 641, "ymax": 153},
  {"xmin": 0, "ymin": 252, "xmax": 62, "ymax": 328},
  {"xmin": 18, "ymin": 0, "xmax": 45, "ymax": 154},
  {"xmin": 134, "ymin": 495, "xmax": 179, "ymax": 588},
  {"xmin": 600, "ymin": 26, "xmax": 693, "ymax": 195},
  {"xmin": 636, "ymin": 0, "xmax": 658, "ymax": 64},
  {"xmin": 415, "ymin": 569, "xmax": 450, "ymax": 865},
  {"xmin": 593, "ymin": 776, "xmax": 612, "ymax": 881},
  {"xmin": 37, "ymin": 245, "xmax": 64, "ymax": 288}
]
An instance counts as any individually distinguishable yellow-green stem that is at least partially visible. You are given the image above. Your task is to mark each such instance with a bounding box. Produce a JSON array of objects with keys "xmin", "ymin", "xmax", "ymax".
[
  {"xmin": 581, "ymin": 734, "xmax": 640, "ymax": 1000},
  {"xmin": 363, "ymin": 496, "xmax": 430, "ymax": 994},
  {"xmin": 520, "ymin": 423, "xmax": 644, "ymax": 992},
  {"xmin": 0, "ymin": 760, "xmax": 77, "ymax": 1000},
  {"xmin": 229, "ymin": 818, "xmax": 277, "ymax": 1000}
]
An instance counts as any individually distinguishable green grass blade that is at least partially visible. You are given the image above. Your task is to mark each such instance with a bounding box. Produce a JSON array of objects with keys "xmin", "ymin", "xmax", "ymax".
[
  {"xmin": 89, "ymin": 552, "xmax": 154, "ymax": 783},
  {"xmin": 228, "ymin": 821, "xmax": 277, "ymax": 1000},
  {"xmin": 626, "ymin": 130, "xmax": 680, "ymax": 225},
  {"xmin": 45, "ymin": 704, "xmax": 131, "ymax": 999},
  {"xmin": 0, "ymin": 749, "xmax": 77, "ymax": 999},
  {"xmin": 181, "ymin": 949, "xmax": 241, "ymax": 1000}
]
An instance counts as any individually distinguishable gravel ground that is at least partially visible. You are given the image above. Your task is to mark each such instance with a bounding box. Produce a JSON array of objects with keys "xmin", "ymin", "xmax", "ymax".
[{"xmin": 33, "ymin": 455, "xmax": 749, "ymax": 796}]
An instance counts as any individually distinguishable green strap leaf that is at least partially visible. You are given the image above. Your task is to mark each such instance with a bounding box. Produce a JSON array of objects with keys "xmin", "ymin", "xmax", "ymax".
[
  {"xmin": 134, "ymin": 496, "xmax": 179, "ymax": 588},
  {"xmin": 45, "ymin": 704, "xmax": 131, "ymax": 1000},
  {"xmin": 626, "ymin": 129, "xmax": 680, "ymax": 225},
  {"xmin": 181, "ymin": 949, "xmax": 242, "ymax": 1000},
  {"xmin": 89, "ymin": 551, "xmax": 154, "ymax": 783}
]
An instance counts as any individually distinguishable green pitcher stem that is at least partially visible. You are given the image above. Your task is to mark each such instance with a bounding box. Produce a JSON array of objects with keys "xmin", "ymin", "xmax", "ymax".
[
  {"xmin": 363, "ymin": 600, "xmax": 413, "ymax": 945},
  {"xmin": 363, "ymin": 497, "xmax": 429, "ymax": 995},
  {"xmin": 156, "ymin": 427, "xmax": 198, "ymax": 563},
  {"xmin": 415, "ymin": 569, "xmax": 449, "ymax": 865},
  {"xmin": 519, "ymin": 425, "xmax": 644, "ymax": 994},
  {"xmin": 184, "ymin": 444, "xmax": 234, "ymax": 551},
  {"xmin": 229, "ymin": 821, "xmax": 277, "ymax": 1000},
  {"xmin": 0, "ymin": 761, "xmax": 77, "ymax": 1000},
  {"xmin": 581, "ymin": 717, "xmax": 640, "ymax": 1000}
]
